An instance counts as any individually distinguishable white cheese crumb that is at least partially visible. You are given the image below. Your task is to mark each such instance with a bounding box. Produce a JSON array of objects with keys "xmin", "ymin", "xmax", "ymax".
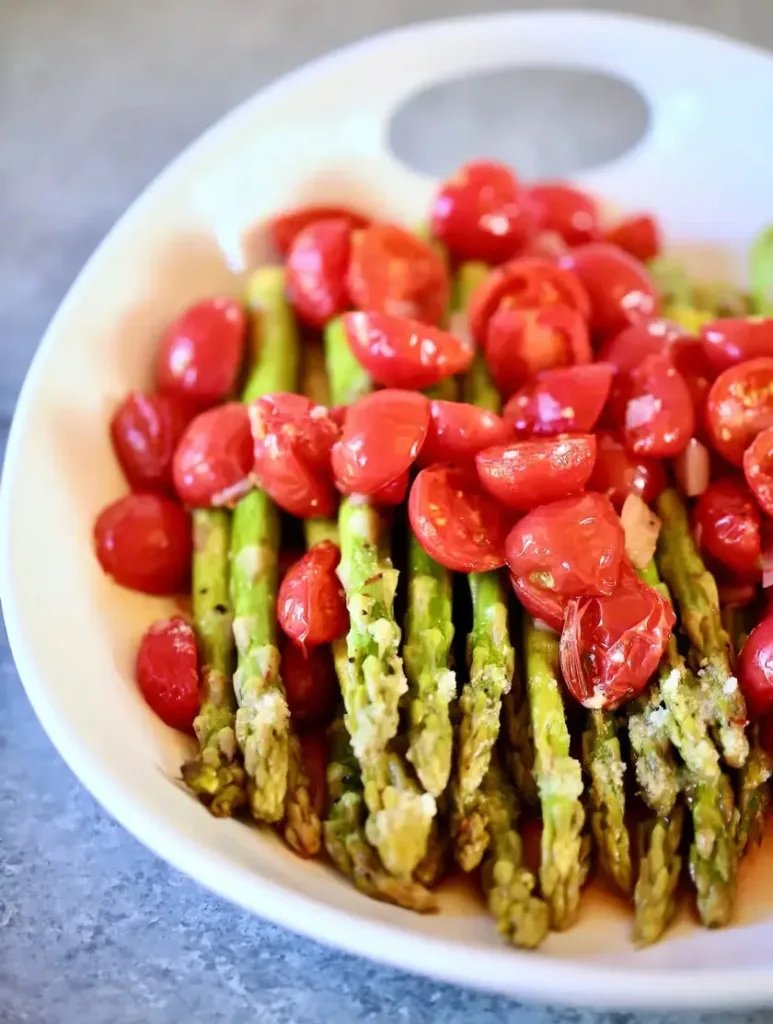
[
  {"xmin": 723, "ymin": 675, "xmax": 738, "ymax": 695},
  {"xmin": 662, "ymin": 667, "xmax": 681, "ymax": 697}
]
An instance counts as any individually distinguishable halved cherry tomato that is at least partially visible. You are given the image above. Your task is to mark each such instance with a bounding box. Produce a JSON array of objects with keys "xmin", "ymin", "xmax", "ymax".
[
  {"xmin": 331, "ymin": 389, "xmax": 429, "ymax": 495},
  {"xmin": 603, "ymin": 214, "xmax": 661, "ymax": 263},
  {"xmin": 701, "ymin": 317, "xmax": 773, "ymax": 374},
  {"xmin": 173, "ymin": 403, "xmax": 254, "ymax": 507},
  {"xmin": 280, "ymin": 633, "xmax": 339, "ymax": 726},
  {"xmin": 278, "ymin": 546, "xmax": 305, "ymax": 582},
  {"xmin": 253, "ymin": 429, "xmax": 338, "ymax": 518},
  {"xmin": 110, "ymin": 391, "xmax": 193, "ymax": 493},
  {"xmin": 429, "ymin": 160, "xmax": 537, "ymax": 264},
  {"xmin": 586, "ymin": 430, "xmax": 666, "ymax": 511},
  {"xmin": 744, "ymin": 426, "xmax": 773, "ymax": 517},
  {"xmin": 94, "ymin": 493, "xmax": 192, "ymax": 594},
  {"xmin": 476, "ymin": 435, "xmax": 596, "ymax": 512},
  {"xmin": 156, "ymin": 298, "xmax": 246, "ymax": 404},
  {"xmin": 484, "ymin": 304, "xmax": 592, "ymax": 398},
  {"xmin": 622, "ymin": 352, "xmax": 694, "ymax": 458},
  {"xmin": 285, "ymin": 218, "xmax": 352, "ymax": 327},
  {"xmin": 739, "ymin": 616, "xmax": 773, "ymax": 718},
  {"xmin": 504, "ymin": 363, "xmax": 613, "ymax": 439},
  {"xmin": 694, "ymin": 477, "xmax": 761, "ymax": 575},
  {"xmin": 298, "ymin": 729, "xmax": 328, "ymax": 817},
  {"xmin": 342, "ymin": 311, "xmax": 474, "ymax": 390},
  {"xmin": 250, "ymin": 393, "xmax": 338, "ymax": 476},
  {"xmin": 417, "ymin": 399, "xmax": 512, "ymax": 466},
  {"xmin": 558, "ymin": 244, "xmax": 658, "ymax": 339},
  {"xmin": 408, "ymin": 464, "xmax": 510, "ymax": 572},
  {"xmin": 505, "ymin": 492, "xmax": 625, "ymax": 630},
  {"xmin": 136, "ymin": 616, "xmax": 200, "ymax": 731},
  {"xmin": 526, "ymin": 182, "xmax": 600, "ymax": 247},
  {"xmin": 468, "ymin": 257, "xmax": 591, "ymax": 347},
  {"xmin": 371, "ymin": 469, "xmax": 410, "ymax": 506},
  {"xmin": 278, "ymin": 541, "xmax": 348, "ymax": 650},
  {"xmin": 596, "ymin": 318, "xmax": 682, "ymax": 376},
  {"xmin": 560, "ymin": 564, "xmax": 674, "ymax": 709},
  {"xmin": 269, "ymin": 205, "xmax": 369, "ymax": 257},
  {"xmin": 706, "ymin": 357, "xmax": 773, "ymax": 466},
  {"xmin": 669, "ymin": 336, "xmax": 717, "ymax": 430},
  {"xmin": 347, "ymin": 223, "xmax": 450, "ymax": 326}
]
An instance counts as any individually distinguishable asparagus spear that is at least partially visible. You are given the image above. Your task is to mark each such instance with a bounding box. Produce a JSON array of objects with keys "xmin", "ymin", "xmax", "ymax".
[
  {"xmin": 627, "ymin": 687, "xmax": 681, "ymax": 817},
  {"xmin": 284, "ymin": 732, "xmax": 322, "ymax": 857},
  {"xmin": 502, "ymin": 669, "xmax": 538, "ymax": 809},
  {"xmin": 523, "ymin": 616, "xmax": 585, "ymax": 930},
  {"xmin": 750, "ymin": 224, "xmax": 773, "ymax": 314},
  {"xmin": 181, "ymin": 508, "xmax": 247, "ymax": 816},
  {"xmin": 656, "ymin": 488, "xmax": 749, "ymax": 769},
  {"xmin": 323, "ymin": 317, "xmax": 372, "ymax": 406},
  {"xmin": 583, "ymin": 710, "xmax": 632, "ymax": 894},
  {"xmin": 634, "ymin": 803, "xmax": 684, "ymax": 946}
]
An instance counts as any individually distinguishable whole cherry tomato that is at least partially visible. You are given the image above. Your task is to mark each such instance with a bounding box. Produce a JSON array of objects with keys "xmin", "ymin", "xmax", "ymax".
[
  {"xmin": 110, "ymin": 391, "xmax": 193, "ymax": 493},
  {"xmin": 347, "ymin": 223, "xmax": 450, "ymax": 326},
  {"xmin": 622, "ymin": 352, "xmax": 694, "ymax": 458},
  {"xmin": 173, "ymin": 403, "xmax": 254, "ymax": 507},
  {"xmin": 298, "ymin": 729, "xmax": 328, "ymax": 818},
  {"xmin": 250, "ymin": 393, "xmax": 339, "ymax": 476},
  {"xmin": 476, "ymin": 435, "xmax": 596, "ymax": 512},
  {"xmin": 269, "ymin": 205, "xmax": 369, "ymax": 257},
  {"xmin": 560, "ymin": 564, "xmax": 674, "ymax": 709},
  {"xmin": 156, "ymin": 297, "xmax": 246, "ymax": 404},
  {"xmin": 94, "ymin": 493, "xmax": 192, "ymax": 595},
  {"xmin": 253, "ymin": 429, "xmax": 338, "ymax": 519},
  {"xmin": 331, "ymin": 389, "xmax": 429, "ymax": 496},
  {"xmin": 429, "ymin": 160, "xmax": 537, "ymax": 264},
  {"xmin": 484, "ymin": 304, "xmax": 592, "ymax": 398},
  {"xmin": 744, "ymin": 425, "xmax": 773, "ymax": 517},
  {"xmin": 701, "ymin": 317, "xmax": 773, "ymax": 374},
  {"xmin": 408, "ymin": 464, "xmax": 510, "ymax": 573},
  {"xmin": 558, "ymin": 243, "xmax": 658, "ymax": 339},
  {"xmin": 505, "ymin": 492, "xmax": 625, "ymax": 630},
  {"xmin": 371, "ymin": 469, "xmax": 410, "ymax": 506},
  {"xmin": 586, "ymin": 430, "xmax": 666, "ymax": 510},
  {"xmin": 706, "ymin": 358, "xmax": 773, "ymax": 466},
  {"xmin": 694, "ymin": 477, "xmax": 762, "ymax": 575},
  {"xmin": 526, "ymin": 182, "xmax": 600, "ymax": 247},
  {"xmin": 342, "ymin": 311, "xmax": 474, "ymax": 390},
  {"xmin": 603, "ymin": 214, "xmax": 661, "ymax": 263},
  {"xmin": 504, "ymin": 363, "xmax": 613, "ymax": 439},
  {"xmin": 468, "ymin": 257, "xmax": 590, "ymax": 347},
  {"xmin": 278, "ymin": 546, "xmax": 305, "ymax": 582},
  {"xmin": 417, "ymin": 399, "xmax": 512, "ymax": 466},
  {"xmin": 278, "ymin": 541, "xmax": 348, "ymax": 650},
  {"xmin": 280, "ymin": 633, "xmax": 339, "ymax": 726},
  {"xmin": 739, "ymin": 615, "xmax": 773, "ymax": 718},
  {"xmin": 285, "ymin": 218, "xmax": 352, "ymax": 327},
  {"xmin": 136, "ymin": 616, "xmax": 200, "ymax": 731}
]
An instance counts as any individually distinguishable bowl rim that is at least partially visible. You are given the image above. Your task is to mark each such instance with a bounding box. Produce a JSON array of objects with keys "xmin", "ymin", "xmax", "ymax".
[{"xmin": 4, "ymin": 9, "xmax": 773, "ymax": 1010}]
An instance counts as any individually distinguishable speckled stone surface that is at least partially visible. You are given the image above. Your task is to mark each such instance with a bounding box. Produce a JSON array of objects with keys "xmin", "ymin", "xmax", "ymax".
[{"xmin": 4, "ymin": 2, "xmax": 773, "ymax": 1021}]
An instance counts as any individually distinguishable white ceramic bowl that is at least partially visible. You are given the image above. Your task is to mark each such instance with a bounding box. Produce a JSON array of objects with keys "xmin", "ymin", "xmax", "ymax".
[{"xmin": 4, "ymin": 10, "xmax": 773, "ymax": 1010}]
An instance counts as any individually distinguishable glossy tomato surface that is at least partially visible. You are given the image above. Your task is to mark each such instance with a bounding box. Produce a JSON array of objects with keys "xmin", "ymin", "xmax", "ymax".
[
  {"xmin": 110, "ymin": 391, "xmax": 192, "ymax": 493},
  {"xmin": 739, "ymin": 616, "xmax": 773, "ymax": 718},
  {"xmin": 504, "ymin": 363, "xmax": 613, "ymax": 439},
  {"xmin": 417, "ymin": 400, "xmax": 512, "ymax": 466},
  {"xmin": 173, "ymin": 403, "xmax": 254, "ymax": 507},
  {"xmin": 250, "ymin": 393, "xmax": 338, "ymax": 476},
  {"xmin": 371, "ymin": 469, "xmax": 411, "ymax": 506},
  {"xmin": 286, "ymin": 218, "xmax": 352, "ymax": 327},
  {"xmin": 603, "ymin": 214, "xmax": 661, "ymax": 263},
  {"xmin": 156, "ymin": 298, "xmax": 246, "ymax": 404},
  {"xmin": 136, "ymin": 616, "xmax": 200, "ymax": 731},
  {"xmin": 706, "ymin": 357, "xmax": 773, "ymax": 465},
  {"xmin": 269, "ymin": 205, "xmax": 369, "ymax": 257},
  {"xmin": 586, "ymin": 430, "xmax": 666, "ymax": 510},
  {"xmin": 701, "ymin": 317, "xmax": 773, "ymax": 373},
  {"xmin": 622, "ymin": 352, "xmax": 694, "ymax": 458},
  {"xmin": 744, "ymin": 425, "xmax": 773, "ymax": 517},
  {"xmin": 694, "ymin": 477, "xmax": 762, "ymax": 574},
  {"xmin": 254, "ymin": 429, "xmax": 338, "ymax": 519},
  {"xmin": 277, "ymin": 541, "xmax": 348, "ymax": 650},
  {"xmin": 280, "ymin": 634, "xmax": 339, "ymax": 726},
  {"xmin": 597, "ymin": 318, "xmax": 682, "ymax": 376},
  {"xmin": 558, "ymin": 243, "xmax": 658, "ymax": 339},
  {"xmin": 476, "ymin": 435, "xmax": 596, "ymax": 512},
  {"xmin": 527, "ymin": 182, "xmax": 600, "ymax": 246}
]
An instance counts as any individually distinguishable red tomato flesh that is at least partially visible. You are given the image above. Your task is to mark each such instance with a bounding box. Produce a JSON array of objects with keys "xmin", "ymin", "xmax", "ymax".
[
  {"xmin": 286, "ymin": 218, "xmax": 352, "ymax": 328},
  {"xmin": 706, "ymin": 358, "xmax": 773, "ymax": 466},
  {"xmin": 417, "ymin": 399, "xmax": 512, "ymax": 466},
  {"xmin": 527, "ymin": 182, "xmax": 600, "ymax": 247},
  {"xmin": 558, "ymin": 243, "xmax": 658, "ymax": 339},
  {"xmin": 173, "ymin": 403, "xmax": 254, "ymax": 508},
  {"xmin": 280, "ymin": 634, "xmax": 339, "ymax": 726},
  {"xmin": 253, "ymin": 428, "xmax": 338, "ymax": 519},
  {"xmin": 269, "ymin": 205, "xmax": 369, "ymax": 257},
  {"xmin": 694, "ymin": 477, "xmax": 762, "ymax": 575},
  {"xmin": 586, "ymin": 430, "xmax": 666, "ymax": 511},
  {"xmin": 622, "ymin": 352, "xmax": 694, "ymax": 458},
  {"xmin": 504, "ymin": 363, "xmax": 613, "ymax": 439},
  {"xmin": 250, "ymin": 393, "xmax": 339, "ymax": 476},
  {"xmin": 110, "ymin": 391, "xmax": 193, "ymax": 494},
  {"xmin": 278, "ymin": 541, "xmax": 348, "ymax": 650},
  {"xmin": 136, "ymin": 616, "xmax": 200, "ymax": 731},
  {"xmin": 701, "ymin": 317, "xmax": 773, "ymax": 374},
  {"xmin": 739, "ymin": 616, "xmax": 773, "ymax": 718},
  {"xmin": 156, "ymin": 298, "xmax": 246, "ymax": 404},
  {"xmin": 476, "ymin": 435, "xmax": 596, "ymax": 512},
  {"xmin": 603, "ymin": 214, "xmax": 661, "ymax": 263},
  {"xmin": 744, "ymin": 425, "xmax": 773, "ymax": 517},
  {"xmin": 371, "ymin": 469, "xmax": 410, "ymax": 506}
]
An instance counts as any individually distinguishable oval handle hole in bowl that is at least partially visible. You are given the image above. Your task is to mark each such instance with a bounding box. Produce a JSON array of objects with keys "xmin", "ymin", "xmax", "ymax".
[{"xmin": 388, "ymin": 66, "xmax": 651, "ymax": 180}]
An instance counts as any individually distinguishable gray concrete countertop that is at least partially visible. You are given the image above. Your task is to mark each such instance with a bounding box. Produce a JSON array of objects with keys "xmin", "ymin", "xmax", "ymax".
[{"xmin": 3, "ymin": 2, "xmax": 773, "ymax": 1021}]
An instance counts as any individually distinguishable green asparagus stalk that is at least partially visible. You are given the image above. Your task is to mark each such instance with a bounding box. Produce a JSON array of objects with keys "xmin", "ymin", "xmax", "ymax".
[
  {"xmin": 502, "ymin": 672, "xmax": 538, "ymax": 809},
  {"xmin": 181, "ymin": 509, "xmax": 247, "ymax": 816},
  {"xmin": 284, "ymin": 732, "xmax": 322, "ymax": 857},
  {"xmin": 523, "ymin": 616, "xmax": 585, "ymax": 930},
  {"xmin": 583, "ymin": 710, "xmax": 632, "ymax": 894},
  {"xmin": 627, "ymin": 688, "xmax": 681, "ymax": 817},
  {"xmin": 750, "ymin": 225, "xmax": 773, "ymax": 314},
  {"xmin": 633, "ymin": 803, "xmax": 684, "ymax": 946},
  {"xmin": 414, "ymin": 799, "xmax": 450, "ymax": 888},
  {"xmin": 323, "ymin": 317, "xmax": 372, "ymax": 406}
]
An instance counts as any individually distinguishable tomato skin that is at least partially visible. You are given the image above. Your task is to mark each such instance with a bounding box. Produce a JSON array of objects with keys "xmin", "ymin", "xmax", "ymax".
[
  {"xmin": 744, "ymin": 426, "xmax": 773, "ymax": 517},
  {"xmin": 286, "ymin": 218, "xmax": 352, "ymax": 328},
  {"xmin": 250, "ymin": 393, "xmax": 339, "ymax": 476},
  {"xmin": 110, "ymin": 391, "xmax": 193, "ymax": 493},
  {"xmin": 510, "ymin": 575, "xmax": 566, "ymax": 632},
  {"xmin": 254, "ymin": 430, "xmax": 338, "ymax": 519},
  {"xmin": 298, "ymin": 729, "xmax": 328, "ymax": 817},
  {"xmin": 136, "ymin": 616, "xmax": 200, "ymax": 731},
  {"xmin": 476, "ymin": 435, "xmax": 596, "ymax": 512},
  {"xmin": 347, "ymin": 223, "xmax": 450, "ymax": 326},
  {"xmin": 331, "ymin": 389, "xmax": 429, "ymax": 496},
  {"xmin": 430, "ymin": 160, "xmax": 538, "ymax": 264},
  {"xmin": 280, "ymin": 634, "xmax": 339, "ymax": 726},
  {"xmin": 586, "ymin": 430, "xmax": 666, "ymax": 510},
  {"xmin": 706, "ymin": 358, "xmax": 773, "ymax": 466},
  {"xmin": 269, "ymin": 205, "xmax": 369, "ymax": 257},
  {"xmin": 370, "ymin": 469, "xmax": 410, "ymax": 506},
  {"xmin": 739, "ymin": 616, "xmax": 773, "ymax": 718},
  {"xmin": 597, "ymin": 318, "xmax": 682, "ymax": 376},
  {"xmin": 526, "ymin": 182, "xmax": 600, "ymax": 247},
  {"xmin": 408, "ymin": 463, "xmax": 510, "ymax": 573},
  {"xmin": 560, "ymin": 565, "xmax": 675, "ymax": 710},
  {"xmin": 558, "ymin": 243, "xmax": 659, "ymax": 339},
  {"xmin": 504, "ymin": 363, "xmax": 613, "ymax": 439},
  {"xmin": 468, "ymin": 257, "xmax": 591, "ymax": 347},
  {"xmin": 622, "ymin": 352, "xmax": 694, "ymax": 458},
  {"xmin": 156, "ymin": 298, "xmax": 246, "ymax": 404},
  {"xmin": 694, "ymin": 477, "xmax": 762, "ymax": 575},
  {"xmin": 342, "ymin": 311, "xmax": 474, "ymax": 390},
  {"xmin": 484, "ymin": 304, "xmax": 592, "ymax": 399},
  {"xmin": 94, "ymin": 493, "xmax": 192, "ymax": 595},
  {"xmin": 278, "ymin": 541, "xmax": 348, "ymax": 650},
  {"xmin": 417, "ymin": 400, "xmax": 512, "ymax": 466},
  {"xmin": 701, "ymin": 317, "xmax": 773, "ymax": 374},
  {"xmin": 603, "ymin": 214, "xmax": 661, "ymax": 263},
  {"xmin": 669, "ymin": 337, "xmax": 717, "ymax": 431},
  {"xmin": 173, "ymin": 403, "xmax": 254, "ymax": 507}
]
